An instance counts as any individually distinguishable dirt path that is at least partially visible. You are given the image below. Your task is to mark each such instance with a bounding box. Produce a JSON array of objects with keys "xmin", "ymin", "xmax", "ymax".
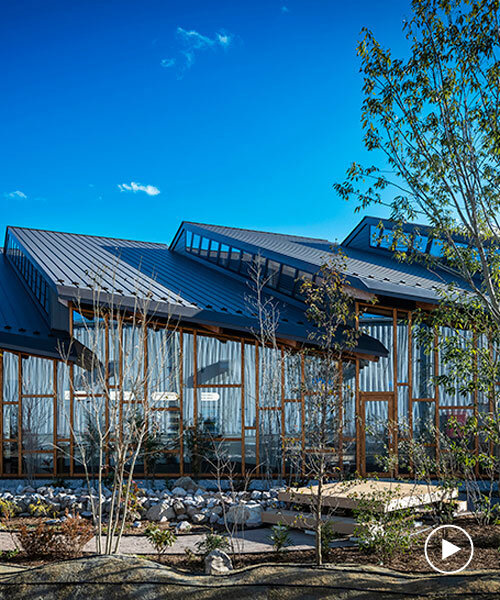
[{"xmin": 0, "ymin": 527, "xmax": 335, "ymax": 555}]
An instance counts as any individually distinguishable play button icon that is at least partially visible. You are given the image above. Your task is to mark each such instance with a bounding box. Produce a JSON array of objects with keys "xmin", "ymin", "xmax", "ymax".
[
  {"xmin": 441, "ymin": 538, "xmax": 461, "ymax": 560},
  {"xmin": 425, "ymin": 525, "xmax": 474, "ymax": 574}
]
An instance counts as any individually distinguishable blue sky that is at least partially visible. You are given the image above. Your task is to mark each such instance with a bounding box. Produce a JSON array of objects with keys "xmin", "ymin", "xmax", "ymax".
[{"xmin": 0, "ymin": 0, "xmax": 413, "ymax": 245}]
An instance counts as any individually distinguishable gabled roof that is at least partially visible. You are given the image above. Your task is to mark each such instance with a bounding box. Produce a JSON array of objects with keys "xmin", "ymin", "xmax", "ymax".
[{"xmin": 5, "ymin": 226, "xmax": 387, "ymax": 357}]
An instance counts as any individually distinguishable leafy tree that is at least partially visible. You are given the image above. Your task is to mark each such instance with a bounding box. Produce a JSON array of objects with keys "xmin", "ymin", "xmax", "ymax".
[
  {"xmin": 336, "ymin": 0, "xmax": 500, "ymax": 512},
  {"xmin": 335, "ymin": 0, "xmax": 500, "ymax": 327}
]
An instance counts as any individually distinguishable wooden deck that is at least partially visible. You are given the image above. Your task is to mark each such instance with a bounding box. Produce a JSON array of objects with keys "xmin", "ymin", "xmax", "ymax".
[{"xmin": 277, "ymin": 480, "xmax": 459, "ymax": 513}]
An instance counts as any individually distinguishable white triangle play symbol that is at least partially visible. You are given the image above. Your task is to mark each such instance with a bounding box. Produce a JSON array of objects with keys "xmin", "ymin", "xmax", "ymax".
[{"xmin": 442, "ymin": 539, "xmax": 461, "ymax": 560}]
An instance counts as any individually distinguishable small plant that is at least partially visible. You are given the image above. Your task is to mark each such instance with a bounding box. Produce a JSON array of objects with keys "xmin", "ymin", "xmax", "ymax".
[
  {"xmin": 28, "ymin": 499, "xmax": 55, "ymax": 518},
  {"xmin": 195, "ymin": 530, "xmax": 230, "ymax": 557},
  {"xmin": 354, "ymin": 488, "xmax": 415, "ymax": 563},
  {"xmin": 144, "ymin": 524, "xmax": 177, "ymax": 558},
  {"xmin": 319, "ymin": 520, "xmax": 338, "ymax": 557},
  {"xmin": 123, "ymin": 481, "xmax": 144, "ymax": 520},
  {"xmin": 0, "ymin": 499, "xmax": 16, "ymax": 519},
  {"xmin": 269, "ymin": 522, "xmax": 292, "ymax": 553},
  {"xmin": 18, "ymin": 516, "xmax": 95, "ymax": 559}
]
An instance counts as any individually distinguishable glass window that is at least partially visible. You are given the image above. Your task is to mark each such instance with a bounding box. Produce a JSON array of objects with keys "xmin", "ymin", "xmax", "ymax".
[
  {"xmin": 219, "ymin": 244, "xmax": 230, "ymax": 267},
  {"xmin": 199, "ymin": 237, "xmax": 209, "ymax": 258},
  {"xmin": 6, "ymin": 232, "xmax": 50, "ymax": 313},
  {"xmin": 22, "ymin": 397, "xmax": 54, "ymax": 452},
  {"xmin": 22, "ymin": 356, "xmax": 53, "ymax": 396},
  {"xmin": 359, "ymin": 312, "xmax": 394, "ymax": 391},
  {"xmin": 196, "ymin": 336, "xmax": 241, "ymax": 385},
  {"xmin": 191, "ymin": 234, "xmax": 201, "ymax": 252},
  {"xmin": 239, "ymin": 252, "xmax": 253, "ymax": 277},
  {"xmin": 229, "ymin": 248, "xmax": 241, "ymax": 272},
  {"xmin": 429, "ymin": 239, "xmax": 444, "ymax": 257},
  {"xmin": 413, "ymin": 401, "xmax": 435, "ymax": 443},
  {"xmin": 208, "ymin": 240, "xmax": 219, "ymax": 263},
  {"xmin": 197, "ymin": 388, "xmax": 241, "ymax": 437},
  {"xmin": 279, "ymin": 265, "xmax": 297, "ymax": 295},
  {"xmin": 2, "ymin": 352, "xmax": 19, "ymax": 403},
  {"xmin": 266, "ymin": 260, "xmax": 280, "ymax": 289}
]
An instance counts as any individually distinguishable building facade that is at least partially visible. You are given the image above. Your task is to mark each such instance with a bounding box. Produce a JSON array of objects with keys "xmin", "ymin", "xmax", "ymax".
[{"xmin": 0, "ymin": 217, "xmax": 480, "ymax": 478}]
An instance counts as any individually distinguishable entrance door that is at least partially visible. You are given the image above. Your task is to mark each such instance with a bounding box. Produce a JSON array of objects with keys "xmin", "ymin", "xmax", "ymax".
[{"xmin": 360, "ymin": 392, "xmax": 396, "ymax": 476}]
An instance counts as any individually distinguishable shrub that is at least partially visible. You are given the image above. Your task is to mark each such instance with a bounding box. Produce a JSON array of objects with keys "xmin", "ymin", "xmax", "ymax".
[
  {"xmin": 144, "ymin": 524, "xmax": 177, "ymax": 557},
  {"xmin": 269, "ymin": 522, "xmax": 292, "ymax": 553},
  {"xmin": 28, "ymin": 499, "xmax": 55, "ymax": 517},
  {"xmin": 0, "ymin": 499, "xmax": 16, "ymax": 519},
  {"xmin": 319, "ymin": 520, "xmax": 338, "ymax": 557},
  {"xmin": 354, "ymin": 489, "xmax": 415, "ymax": 563},
  {"xmin": 18, "ymin": 516, "xmax": 94, "ymax": 559},
  {"xmin": 195, "ymin": 531, "xmax": 230, "ymax": 557}
]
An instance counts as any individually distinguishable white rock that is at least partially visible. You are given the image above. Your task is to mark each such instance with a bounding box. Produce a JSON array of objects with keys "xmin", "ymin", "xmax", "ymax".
[
  {"xmin": 245, "ymin": 501, "xmax": 262, "ymax": 527},
  {"xmin": 175, "ymin": 520, "xmax": 192, "ymax": 534},
  {"xmin": 145, "ymin": 502, "xmax": 175, "ymax": 522},
  {"xmin": 192, "ymin": 513, "xmax": 206, "ymax": 524},
  {"xmin": 205, "ymin": 550, "xmax": 233, "ymax": 575},
  {"xmin": 251, "ymin": 490, "xmax": 262, "ymax": 500}
]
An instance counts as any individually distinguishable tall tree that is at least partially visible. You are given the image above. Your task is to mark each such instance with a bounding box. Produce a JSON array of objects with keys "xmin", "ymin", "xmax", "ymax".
[{"xmin": 335, "ymin": 0, "xmax": 500, "ymax": 325}]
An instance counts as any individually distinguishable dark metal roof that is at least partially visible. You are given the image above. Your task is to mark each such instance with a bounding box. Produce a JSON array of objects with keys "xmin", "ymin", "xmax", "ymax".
[
  {"xmin": 3, "ymin": 226, "xmax": 388, "ymax": 358},
  {"xmin": 178, "ymin": 220, "xmax": 470, "ymax": 303},
  {"xmin": 0, "ymin": 249, "xmax": 78, "ymax": 359}
]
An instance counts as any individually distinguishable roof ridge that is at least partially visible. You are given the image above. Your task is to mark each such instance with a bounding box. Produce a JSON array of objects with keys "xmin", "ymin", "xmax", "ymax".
[
  {"xmin": 184, "ymin": 221, "xmax": 333, "ymax": 243},
  {"xmin": 7, "ymin": 225, "xmax": 168, "ymax": 247}
]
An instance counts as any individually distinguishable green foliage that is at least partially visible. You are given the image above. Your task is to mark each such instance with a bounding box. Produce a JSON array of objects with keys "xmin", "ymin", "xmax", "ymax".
[
  {"xmin": 28, "ymin": 499, "xmax": 56, "ymax": 518},
  {"xmin": 319, "ymin": 520, "xmax": 338, "ymax": 557},
  {"xmin": 18, "ymin": 516, "xmax": 95, "ymax": 559},
  {"xmin": 122, "ymin": 481, "xmax": 145, "ymax": 519},
  {"xmin": 144, "ymin": 524, "xmax": 177, "ymax": 557},
  {"xmin": 269, "ymin": 522, "xmax": 292, "ymax": 553},
  {"xmin": 335, "ymin": 0, "xmax": 500, "ymax": 336},
  {"xmin": 0, "ymin": 549, "xmax": 19, "ymax": 560},
  {"xmin": 195, "ymin": 531, "xmax": 230, "ymax": 557},
  {"xmin": 354, "ymin": 487, "xmax": 416, "ymax": 563},
  {"xmin": 0, "ymin": 499, "xmax": 16, "ymax": 519}
]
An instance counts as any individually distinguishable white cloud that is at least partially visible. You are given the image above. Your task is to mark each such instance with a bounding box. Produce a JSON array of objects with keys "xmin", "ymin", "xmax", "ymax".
[
  {"xmin": 3, "ymin": 190, "xmax": 27, "ymax": 199},
  {"xmin": 118, "ymin": 182, "xmax": 160, "ymax": 196},
  {"xmin": 161, "ymin": 27, "xmax": 233, "ymax": 75},
  {"xmin": 161, "ymin": 57, "xmax": 176, "ymax": 68},
  {"xmin": 281, "ymin": 5, "xmax": 289, "ymax": 12}
]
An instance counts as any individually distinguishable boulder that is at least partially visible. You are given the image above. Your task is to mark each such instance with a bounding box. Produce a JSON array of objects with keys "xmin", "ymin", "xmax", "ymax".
[
  {"xmin": 226, "ymin": 502, "xmax": 262, "ymax": 527},
  {"xmin": 175, "ymin": 520, "xmax": 192, "ymax": 534},
  {"xmin": 192, "ymin": 512, "xmax": 206, "ymax": 524},
  {"xmin": 245, "ymin": 501, "xmax": 262, "ymax": 527},
  {"xmin": 171, "ymin": 487, "xmax": 187, "ymax": 497},
  {"xmin": 173, "ymin": 500, "xmax": 185, "ymax": 515},
  {"xmin": 204, "ymin": 549, "xmax": 233, "ymax": 576},
  {"xmin": 145, "ymin": 502, "xmax": 175, "ymax": 522},
  {"xmin": 172, "ymin": 476, "xmax": 198, "ymax": 492}
]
